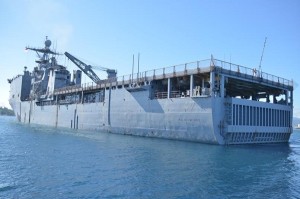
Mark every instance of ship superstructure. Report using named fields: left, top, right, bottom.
left=8, top=38, right=294, bottom=144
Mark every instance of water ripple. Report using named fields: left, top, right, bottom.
left=0, top=116, right=300, bottom=198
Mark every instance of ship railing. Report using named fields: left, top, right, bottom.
left=154, top=91, right=182, bottom=99
left=53, top=58, right=293, bottom=94
left=54, top=80, right=115, bottom=94
left=118, top=59, right=211, bottom=85
left=54, top=84, right=82, bottom=94
left=154, top=91, right=168, bottom=99
left=213, top=59, right=293, bottom=88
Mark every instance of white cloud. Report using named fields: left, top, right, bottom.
left=51, top=24, right=73, bottom=52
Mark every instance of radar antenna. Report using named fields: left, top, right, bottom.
left=25, top=36, right=60, bottom=64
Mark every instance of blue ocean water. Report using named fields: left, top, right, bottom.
left=0, top=116, right=299, bottom=199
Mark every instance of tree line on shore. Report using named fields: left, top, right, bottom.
left=0, top=107, right=14, bottom=116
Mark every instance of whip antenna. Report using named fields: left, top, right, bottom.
left=259, top=37, right=267, bottom=72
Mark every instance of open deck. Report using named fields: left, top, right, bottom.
left=53, top=58, right=293, bottom=100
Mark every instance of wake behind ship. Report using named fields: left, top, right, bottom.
left=8, top=38, right=294, bottom=144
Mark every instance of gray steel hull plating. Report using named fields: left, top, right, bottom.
left=11, top=88, right=224, bottom=144
left=10, top=81, right=292, bottom=145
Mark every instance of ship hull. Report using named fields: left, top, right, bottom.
left=9, top=86, right=292, bottom=145
left=11, top=89, right=220, bottom=144
left=8, top=53, right=293, bottom=145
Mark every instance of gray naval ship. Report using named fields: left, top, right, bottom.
left=8, top=38, right=294, bottom=144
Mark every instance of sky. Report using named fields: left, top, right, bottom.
left=0, top=0, right=299, bottom=117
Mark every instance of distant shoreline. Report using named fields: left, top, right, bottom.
left=0, top=107, right=14, bottom=116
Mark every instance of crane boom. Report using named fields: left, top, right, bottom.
left=65, top=52, right=101, bottom=84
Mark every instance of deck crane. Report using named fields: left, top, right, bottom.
left=64, top=52, right=117, bottom=84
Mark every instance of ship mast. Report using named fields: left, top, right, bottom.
left=25, top=36, right=59, bottom=65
